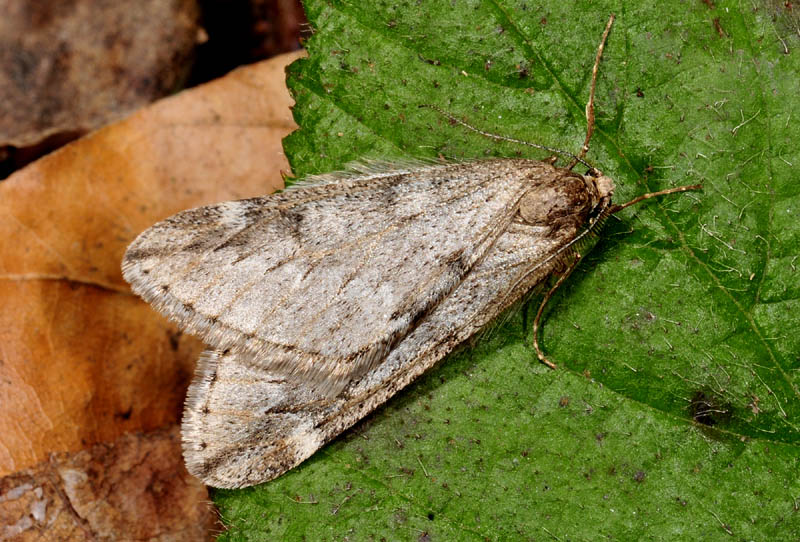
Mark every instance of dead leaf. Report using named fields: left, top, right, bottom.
left=0, top=426, right=217, bottom=541
left=0, top=49, right=303, bottom=477
left=0, top=0, right=202, bottom=169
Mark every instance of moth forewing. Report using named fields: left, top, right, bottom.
left=122, top=159, right=552, bottom=397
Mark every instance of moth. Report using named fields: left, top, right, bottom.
left=122, top=15, right=699, bottom=488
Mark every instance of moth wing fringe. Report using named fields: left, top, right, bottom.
left=287, top=157, right=446, bottom=189
left=181, top=350, right=224, bottom=483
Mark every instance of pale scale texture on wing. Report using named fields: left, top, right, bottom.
left=123, top=160, right=557, bottom=392
left=182, top=217, right=584, bottom=488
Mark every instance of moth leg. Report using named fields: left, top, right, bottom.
left=532, top=252, right=583, bottom=369
left=566, top=13, right=615, bottom=171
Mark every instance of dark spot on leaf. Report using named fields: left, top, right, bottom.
left=634, top=470, right=646, bottom=483
left=689, top=390, right=731, bottom=426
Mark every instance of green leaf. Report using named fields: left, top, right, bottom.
left=215, top=1, right=800, bottom=539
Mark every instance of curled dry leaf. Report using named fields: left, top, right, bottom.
left=0, top=50, right=302, bottom=481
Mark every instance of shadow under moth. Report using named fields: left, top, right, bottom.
left=122, top=15, right=700, bottom=488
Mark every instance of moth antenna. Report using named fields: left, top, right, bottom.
left=419, top=104, right=595, bottom=171
left=610, top=184, right=703, bottom=214
left=566, top=13, right=615, bottom=171
left=533, top=252, right=583, bottom=369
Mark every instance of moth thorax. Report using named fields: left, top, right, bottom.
left=518, top=172, right=605, bottom=227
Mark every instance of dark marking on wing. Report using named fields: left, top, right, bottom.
left=125, top=246, right=171, bottom=261
left=277, top=209, right=304, bottom=242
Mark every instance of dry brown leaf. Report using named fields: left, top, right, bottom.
left=0, top=0, right=202, bottom=150
left=0, top=50, right=303, bottom=479
left=0, top=426, right=217, bottom=541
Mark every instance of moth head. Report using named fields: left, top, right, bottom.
left=592, top=173, right=615, bottom=202
left=518, top=170, right=615, bottom=228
